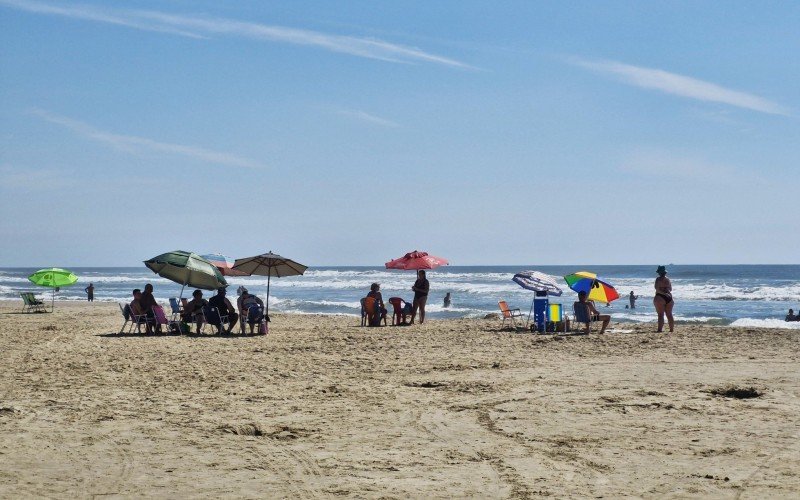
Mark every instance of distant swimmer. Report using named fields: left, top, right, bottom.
left=443, top=292, right=451, bottom=308
left=787, top=309, right=797, bottom=322
left=629, top=291, right=638, bottom=309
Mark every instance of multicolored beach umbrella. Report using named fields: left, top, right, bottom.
left=564, top=271, right=620, bottom=303
left=28, top=267, right=79, bottom=310
left=385, top=250, right=449, bottom=270
left=201, top=253, right=248, bottom=277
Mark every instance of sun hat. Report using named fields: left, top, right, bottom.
left=656, top=265, right=667, bottom=275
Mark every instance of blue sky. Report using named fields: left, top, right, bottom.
left=1, top=0, right=798, bottom=266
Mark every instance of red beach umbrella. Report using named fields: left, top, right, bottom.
left=385, top=250, right=449, bottom=270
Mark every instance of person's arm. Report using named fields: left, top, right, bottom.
left=237, top=296, right=244, bottom=313
left=588, top=302, right=598, bottom=315
left=225, top=298, right=236, bottom=315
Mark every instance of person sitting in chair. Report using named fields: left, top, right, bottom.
left=575, top=291, right=610, bottom=334
left=237, top=286, right=266, bottom=334
left=182, top=289, right=208, bottom=334
left=366, top=283, right=388, bottom=326
left=208, top=287, right=238, bottom=334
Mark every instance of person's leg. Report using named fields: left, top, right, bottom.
left=599, top=314, right=611, bottom=334
left=418, top=296, right=427, bottom=324
left=665, top=301, right=675, bottom=333
left=654, top=297, right=665, bottom=332
left=410, top=298, right=419, bottom=324
left=228, top=312, right=239, bottom=333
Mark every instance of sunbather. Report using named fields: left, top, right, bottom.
left=366, top=283, right=387, bottom=325
left=576, top=291, right=610, bottom=334
left=208, top=287, right=238, bottom=334
left=237, top=286, right=266, bottom=334
left=183, top=289, right=208, bottom=334
left=410, top=270, right=429, bottom=325
left=139, top=283, right=160, bottom=334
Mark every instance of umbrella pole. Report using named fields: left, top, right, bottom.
left=179, top=283, right=186, bottom=301
left=266, top=274, right=271, bottom=317
left=52, top=289, right=55, bottom=312
left=525, top=297, right=535, bottom=329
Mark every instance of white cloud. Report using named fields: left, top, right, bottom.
left=0, top=0, right=472, bottom=68
left=335, top=109, right=400, bottom=128
left=569, top=57, right=789, bottom=116
left=31, top=109, right=265, bottom=169
left=617, top=149, right=767, bottom=187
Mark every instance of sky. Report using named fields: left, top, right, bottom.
left=1, top=0, right=798, bottom=266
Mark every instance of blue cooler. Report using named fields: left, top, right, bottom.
left=533, top=290, right=549, bottom=332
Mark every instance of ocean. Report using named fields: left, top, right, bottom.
left=2, top=265, right=799, bottom=329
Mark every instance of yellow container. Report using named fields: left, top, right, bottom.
left=548, top=303, right=563, bottom=322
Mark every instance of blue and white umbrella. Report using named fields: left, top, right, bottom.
left=513, top=270, right=563, bottom=328
left=512, top=271, right=563, bottom=296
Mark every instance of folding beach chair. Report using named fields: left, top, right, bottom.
left=498, top=300, right=524, bottom=329
left=128, top=306, right=156, bottom=334
left=21, top=292, right=46, bottom=313
left=118, top=303, right=132, bottom=334
left=168, top=298, right=183, bottom=322
left=572, top=301, right=597, bottom=334
left=203, top=305, right=234, bottom=334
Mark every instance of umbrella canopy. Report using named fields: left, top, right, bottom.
left=385, top=250, right=449, bottom=270
left=28, top=267, right=78, bottom=311
left=28, top=268, right=78, bottom=288
left=232, top=252, right=308, bottom=314
left=564, top=271, right=620, bottom=303
left=512, top=270, right=563, bottom=296
left=201, top=253, right=248, bottom=277
left=144, top=250, right=227, bottom=292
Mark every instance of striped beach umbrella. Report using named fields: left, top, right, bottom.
left=564, top=271, right=620, bottom=303
left=512, top=270, right=563, bottom=296
left=201, top=253, right=248, bottom=276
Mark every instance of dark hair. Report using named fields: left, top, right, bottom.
left=418, top=270, right=426, bottom=278
left=192, top=289, right=202, bottom=297
left=132, top=288, right=141, bottom=296
left=578, top=291, right=587, bottom=298
left=370, top=283, right=380, bottom=292
left=144, top=283, right=153, bottom=292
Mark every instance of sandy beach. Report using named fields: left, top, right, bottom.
left=1, top=301, right=798, bottom=498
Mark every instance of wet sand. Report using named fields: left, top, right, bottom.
left=1, top=302, right=798, bottom=498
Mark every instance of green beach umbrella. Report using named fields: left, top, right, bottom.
left=28, top=267, right=79, bottom=310
left=144, top=250, right=228, bottom=297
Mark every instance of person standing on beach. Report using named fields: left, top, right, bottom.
left=629, top=291, right=638, bottom=309
left=654, top=266, right=674, bottom=333
left=410, top=270, right=430, bottom=325
left=85, top=283, right=94, bottom=302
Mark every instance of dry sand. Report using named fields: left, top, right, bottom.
left=1, top=301, right=798, bottom=498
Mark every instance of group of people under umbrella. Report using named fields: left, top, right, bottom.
left=138, top=250, right=307, bottom=334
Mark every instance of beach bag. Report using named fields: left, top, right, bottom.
left=153, top=305, right=169, bottom=325
left=258, top=321, right=268, bottom=335
left=178, top=321, right=191, bottom=334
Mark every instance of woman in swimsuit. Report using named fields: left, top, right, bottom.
left=410, top=270, right=430, bottom=325
left=653, top=265, right=674, bottom=333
